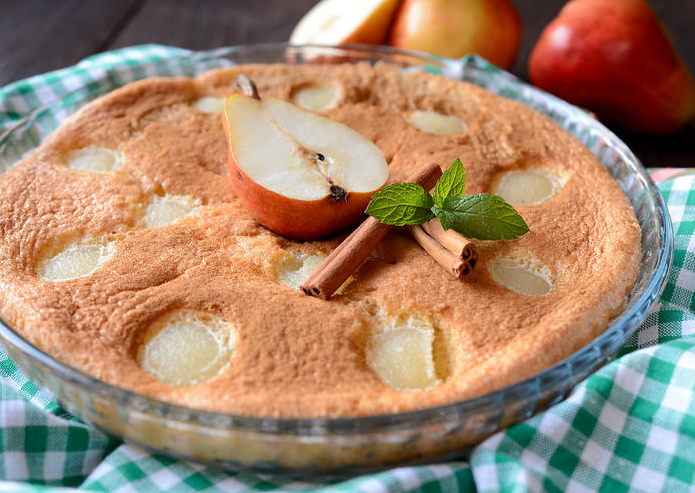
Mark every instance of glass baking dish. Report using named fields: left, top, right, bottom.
left=0, top=44, right=673, bottom=475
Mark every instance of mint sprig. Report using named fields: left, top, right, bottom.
left=366, top=159, right=529, bottom=240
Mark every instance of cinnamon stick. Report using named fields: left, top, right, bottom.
left=409, top=225, right=468, bottom=277
left=300, top=162, right=443, bottom=299
left=421, top=219, right=478, bottom=270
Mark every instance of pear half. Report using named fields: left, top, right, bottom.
left=223, top=95, right=388, bottom=239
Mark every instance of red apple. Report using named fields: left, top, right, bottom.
left=289, top=0, right=401, bottom=45
left=529, top=0, right=695, bottom=135
left=223, top=95, right=389, bottom=240
left=388, top=0, right=522, bottom=70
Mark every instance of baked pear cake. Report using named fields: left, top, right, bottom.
left=0, top=63, right=641, bottom=418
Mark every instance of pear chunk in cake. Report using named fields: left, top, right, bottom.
left=139, top=310, right=238, bottom=387
left=194, top=96, right=226, bottom=114
left=292, top=83, right=343, bottom=112
left=37, top=239, right=115, bottom=282
left=408, top=111, right=467, bottom=136
left=142, top=194, right=200, bottom=229
left=274, top=251, right=353, bottom=293
left=490, top=257, right=553, bottom=296
left=493, top=169, right=562, bottom=205
left=65, top=147, right=123, bottom=173
left=275, top=252, right=326, bottom=291
left=367, top=320, right=448, bottom=391
left=223, top=95, right=388, bottom=239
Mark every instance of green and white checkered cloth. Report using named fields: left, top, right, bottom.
left=0, top=45, right=692, bottom=492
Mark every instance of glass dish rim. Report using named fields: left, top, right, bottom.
left=0, top=42, right=674, bottom=435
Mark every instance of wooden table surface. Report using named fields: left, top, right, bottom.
left=1, top=0, right=693, bottom=169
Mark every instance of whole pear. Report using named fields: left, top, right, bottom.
left=388, top=0, right=522, bottom=70
left=529, top=0, right=695, bottom=135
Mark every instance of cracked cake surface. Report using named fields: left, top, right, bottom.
left=0, top=63, right=640, bottom=418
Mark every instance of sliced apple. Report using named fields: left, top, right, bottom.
left=289, top=0, right=400, bottom=45
left=223, top=95, right=389, bottom=239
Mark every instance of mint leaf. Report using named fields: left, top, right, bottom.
left=432, top=194, right=529, bottom=240
left=366, top=183, right=435, bottom=226
left=433, top=158, right=466, bottom=207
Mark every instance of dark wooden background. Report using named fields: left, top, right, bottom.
left=1, top=0, right=693, bottom=169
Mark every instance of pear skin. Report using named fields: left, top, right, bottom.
left=529, top=0, right=695, bottom=135
left=389, top=0, right=522, bottom=70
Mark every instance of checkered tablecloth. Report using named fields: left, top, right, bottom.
left=0, top=45, right=693, bottom=493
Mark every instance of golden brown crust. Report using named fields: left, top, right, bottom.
left=0, top=63, right=641, bottom=417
